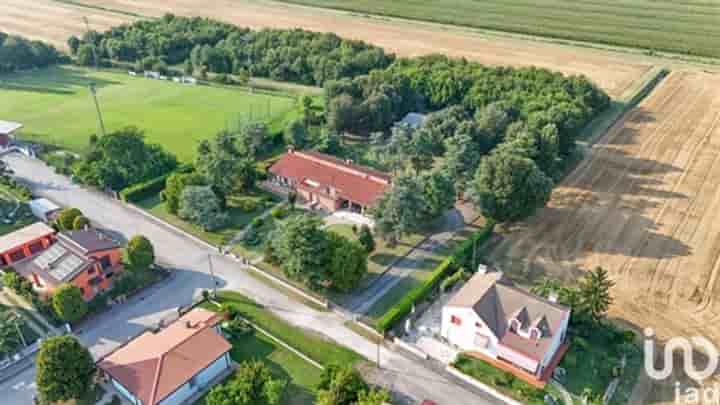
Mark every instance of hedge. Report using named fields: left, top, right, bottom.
left=375, top=220, right=495, bottom=333
left=118, top=164, right=193, bottom=203
left=119, top=174, right=171, bottom=203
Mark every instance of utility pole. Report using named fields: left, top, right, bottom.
left=83, top=16, right=106, bottom=137
left=207, top=253, right=218, bottom=297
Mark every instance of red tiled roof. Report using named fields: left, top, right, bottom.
left=269, top=150, right=391, bottom=206
left=98, top=309, right=231, bottom=405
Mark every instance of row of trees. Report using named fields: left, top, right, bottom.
left=0, top=32, right=63, bottom=73
left=69, top=14, right=394, bottom=86
left=73, top=127, right=178, bottom=191
left=266, top=214, right=368, bottom=293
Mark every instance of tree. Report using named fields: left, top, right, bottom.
left=161, top=171, right=206, bottom=215
left=52, top=284, right=87, bottom=323
left=36, top=335, right=95, bottom=404
left=406, top=128, right=436, bottom=174
left=326, top=233, right=368, bottom=292
left=0, top=310, right=23, bottom=358
left=287, top=191, right=298, bottom=211
left=178, top=186, right=229, bottom=231
left=300, top=95, right=315, bottom=129
left=441, top=133, right=482, bottom=192
left=284, top=119, right=308, bottom=149
left=125, top=235, right=155, bottom=272
left=56, top=208, right=83, bottom=231
left=357, top=225, right=375, bottom=253
left=72, top=215, right=90, bottom=230
left=371, top=174, right=427, bottom=243
left=357, top=389, right=392, bottom=405
left=317, top=365, right=368, bottom=405
left=67, top=36, right=81, bottom=55
left=467, top=148, right=553, bottom=223
left=196, top=131, right=256, bottom=205
left=421, top=171, right=456, bottom=220
left=269, top=214, right=327, bottom=286
left=531, top=277, right=562, bottom=298
left=75, top=43, right=96, bottom=66
left=579, top=267, right=615, bottom=323
left=205, top=361, right=283, bottom=405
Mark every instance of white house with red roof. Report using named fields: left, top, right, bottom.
left=441, top=266, right=570, bottom=387
left=98, top=308, right=232, bottom=405
left=268, top=149, right=391, bottom=214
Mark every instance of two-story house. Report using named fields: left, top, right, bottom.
left=441, top=266, right=570, bottom=387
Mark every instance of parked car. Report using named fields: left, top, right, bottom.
left=420, top=401, right=438, bottom=405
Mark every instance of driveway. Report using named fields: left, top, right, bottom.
left=0, top=154, right=500, bottom=405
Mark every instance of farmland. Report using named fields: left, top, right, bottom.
left=278, top=0, right=720, bottom=59
left=489, top=71, right=720, bottom=348
left=1, top=0, right=655, bottom=98
left=0, top=66, right=296, bottom=161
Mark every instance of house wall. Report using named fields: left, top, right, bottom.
left=72, top=248, right=124, bottom=301
left=540, top=311, right=570, bottom=368
left=158, top=352, right=231, bottom=405
left=496, top=345, right=539, bottom=374
left=0, top=234, right=54, bottom=266
left=111, top=378, right=141, bottom=405
left=441, top=307, right=498, bottom=358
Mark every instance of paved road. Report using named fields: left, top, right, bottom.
left=0, top=154, right=500, bottom=405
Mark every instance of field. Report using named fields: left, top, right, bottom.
left=278, top=0, right=720, bottom=59
left=488, top=71, right=720, bottom=401
left=0, top=65, right=296, bottom=161
left=1, top=0, right=659, bottom=99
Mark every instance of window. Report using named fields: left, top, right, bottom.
left=105, top=272, right=114, bottom=279
left=29, top=242, right=44, bottom=254
left=87, top=267, right=96, bottom=275
left=475, top=322, right=483, bottom=328
left=451, top=315, right=462, bottom=326
left=100, top=255, right=112, bottom=269
left=9, top=249, right=25, bottom=262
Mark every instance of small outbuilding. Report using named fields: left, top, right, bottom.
left=28, top=198, right=61, bottom=223
left=397, top=112, right=427, bottom=130
left=0, top=120, right=23, bottom=148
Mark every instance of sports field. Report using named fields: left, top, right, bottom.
left=0, top=66, right=296, bottom=161
left=279, top=0, right=720, bottom=59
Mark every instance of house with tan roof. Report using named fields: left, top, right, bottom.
left=98, top=308, right=233, bottom=405
left=268, top=149, right=391, bottom=214
left=441, top=266, right=570, bottom=387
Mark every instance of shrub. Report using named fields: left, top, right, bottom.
left=119, top=173, right=171, bottom=203
left=224, top=318, right=253, bottom=337
left=270, top=206, right=288, bottom=219
left=36, top=336, right=96, bottom=404
left=72, top=215, right=90, bottom=230
left=236, top=197, right=259, bottom=213
left=124, top=235, right=155, bottom=272
left=56, top=208, right=83, bottom=231
left=357, top=225, right=375, bottom=253
left=52, top=284, right=87, bottom=323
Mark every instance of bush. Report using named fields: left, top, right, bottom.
left=375, top=221, right=494, bottom=333
left=236, top=197, right=259, bottom=212
left=270, top=206, right=288, bottom=219
left=52, top=284, right=88, bottom=323
left=119, top=173, right=171, bottom=203
left=56, top=208, right=83, bottom=231
left=72, top=215, right=90, bottom=230
left=223, top=318, right=253, bottom=337
left=124, top=235, right=155, bottom=272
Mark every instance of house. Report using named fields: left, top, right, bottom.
left=28, top=198, right=62, bottom=223
left=397, top=112, right=426, bottom=130
left=98, top=308, right=233, bottom=405
left=0, top=120, right=23, bottom=148
left=12, top=228, right=123, bottom=300
left=0, top=222, right=55, bottom=267
left=441, top=266, right=570, bottom=387
left=268, top=149, right=391, bottom=214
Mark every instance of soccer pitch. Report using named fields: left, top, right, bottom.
left=0, top=66, right=297, bottom=161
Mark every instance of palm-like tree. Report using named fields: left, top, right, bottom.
left=579, top=267, right=615, bottom=323
left=531, top=277, right=562, bottom=298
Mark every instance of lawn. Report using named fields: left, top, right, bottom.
left=0, top=197, right=35, bottom=236
left=136, top=190, right=277, bottom=247
left=0, top=303, right=42, bottom=358
left=0, top=66, right=297, bottom=161
left=278, top=0, right=720, bottom=58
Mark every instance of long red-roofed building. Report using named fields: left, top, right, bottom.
left=268, top=149, right=391, bottom=214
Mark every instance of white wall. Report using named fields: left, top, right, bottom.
left=496, top=345, right=538, bottom=374
left=158, top=353, right=231, bottom=405
left=441, top=307, right=498, bottom=358
left=540, top=311, right=570, bottom=368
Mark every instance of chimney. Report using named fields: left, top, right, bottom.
left=548, top=292, right=559, bottom=303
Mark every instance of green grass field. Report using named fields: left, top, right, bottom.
left=279, top=0, right=720, bottom=58
left=0, top=66, right=297, bottom=161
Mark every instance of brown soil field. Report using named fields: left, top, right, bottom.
left=1, top=0, right=654, bottom=98
left=0, top=0, right=136, bottom=48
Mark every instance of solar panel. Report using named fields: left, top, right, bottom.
left=33, top=244, right=67, bottom=269
left=49, top=254, right=86, bottom=281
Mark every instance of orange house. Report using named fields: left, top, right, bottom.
left=0, top=223, right=55, bottom=267
left=13, top=229, right=124, bottom=301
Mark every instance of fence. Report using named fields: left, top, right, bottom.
left=0, top=338, right=43, bottom=372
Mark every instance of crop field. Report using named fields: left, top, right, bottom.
left=2, top=0, right=656, bottom=99
left=278, top=0, right=720, bottom=59
left=0, top=66, right=295, bottom=161
left=489, top=71, right=720, bottom=342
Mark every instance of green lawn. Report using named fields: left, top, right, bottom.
left=136, top=190, right=277, bottom=247
left=204, top=292, right=361, bottom=367
left=0, top=66, right=297, bottom=161
left=0, top=197, right=34, bottom=236
left=279, top=0, right=720, bottom=58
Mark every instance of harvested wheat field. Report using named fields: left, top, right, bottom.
left=0, top=0, right=136, bottom=48
left=4, top=0, right=651, bottom=98
left=490, top=71, right=720, bottom=344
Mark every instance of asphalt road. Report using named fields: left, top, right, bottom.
left=0, top=154, right=501, bottom=405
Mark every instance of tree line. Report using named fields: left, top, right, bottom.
left=69, top=13, right=394, bottom=86
left=0, top=32, right=64, bottom=73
